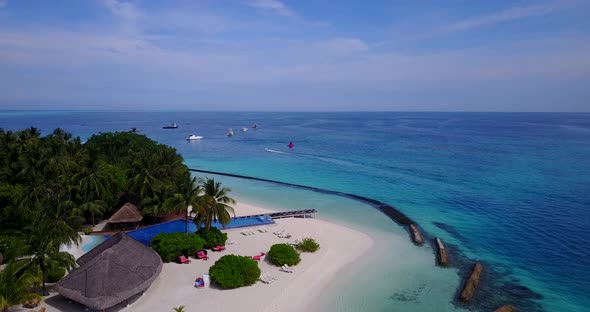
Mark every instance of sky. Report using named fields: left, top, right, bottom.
left=0, top=0, right=589, bottom=111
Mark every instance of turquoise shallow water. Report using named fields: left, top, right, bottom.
left=2, top=111, right=589, bottom=311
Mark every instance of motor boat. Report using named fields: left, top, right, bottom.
left=227, top=128, right=234, bottom=137
left=186, top=134, right=203, bottom=140
left=162, top=122, right=178, bottom=129
left=252, top=123, right=258, bottom=129
left=241, top=127, right=248, bottom=132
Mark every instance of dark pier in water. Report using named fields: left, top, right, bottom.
left=189, top=168, right=419, bottom=235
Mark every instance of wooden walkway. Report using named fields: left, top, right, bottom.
left=268, top=209, right=317, bottom=219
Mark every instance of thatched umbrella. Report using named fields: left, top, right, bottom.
left=54, top=233, right=162, bottom=310
left=107, top=202, right=143, bottom=230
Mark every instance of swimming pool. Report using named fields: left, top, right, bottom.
left=127, top=215, right=275, bottom=245
left=81, top=235, right=109, bottom=252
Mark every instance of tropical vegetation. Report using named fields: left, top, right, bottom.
left=0, top=128, right=236, bottom=309
left=295, top=237, right=320, bottom=253
left=195, top=227, right=228, bottom=249
left=0, top=262, right=41, bottom=312
left=209, top=255, right=261, bottom=289
left=194, top=178, right=236, bottom=231
left=150, top=233, right=206, bottom=262
left=267, top=244, right=301, bottom=266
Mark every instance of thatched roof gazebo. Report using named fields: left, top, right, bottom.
left=107, top=202, right=143, bottom=230
left=54, top=233, right=162, bottom=311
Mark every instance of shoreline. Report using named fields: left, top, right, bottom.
left=45, top=199, right=376, bottom=312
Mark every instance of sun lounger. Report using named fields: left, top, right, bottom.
left=212, top=245, right=225, bottom=251
left=278, top=233, right=292, bottom=239
left=258, top=228, right=268, bottom=233
left=196, top=250, right=208, bottom=260
left=273, top=230, right=284, bottom=235
left=260, top=272, right=277, bottom=284
left=179, top=255, right=191, bottom=264
left=252, top=252, right=266, bottom=261
left=280, top=264, right=294, bottom=273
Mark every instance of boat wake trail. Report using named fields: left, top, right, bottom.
left=265, top=148, right=287, bottom=154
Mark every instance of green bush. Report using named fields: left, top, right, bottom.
left=268, top=244, right=301, bottom=266
left=46, top=267, right=66, bottom=283
left=295, top=237, right=320, bottom=253
left=196, top=227, right=228, bottom=249
left=82, top=228, right=93, bottom=235
left=209, top=255, right=261, bottom=289
left=151, top=233, right=206, bottom=262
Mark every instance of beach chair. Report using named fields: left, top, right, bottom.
left=280, top=264, right=294, bottom=273
left=179, top=255, right=191, bottom=264
left=258, top=228, right=267, bottom=233
left=196, top=250, right=209, bottom=260
left=252, top=252, right=266, bottom=261
left=278, top=233, right=292, bottom=239
left=273, top=229, right=284, bottom=236
left=213, top=245, right=225, bottom=252
left=260, top=272, right=277, bottom=284
left=241, top=231, right=249, bottom=236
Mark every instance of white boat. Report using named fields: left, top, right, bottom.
left=186, top=134, right=203, bottom=140
left=227, top=128, right=234, bottom=137
left=241, top=127, right=248, bottom=132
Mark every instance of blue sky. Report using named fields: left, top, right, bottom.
left=0, top=0, right=589, bottom=111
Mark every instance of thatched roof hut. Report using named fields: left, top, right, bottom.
left=107, top=202, right=143, bottom=230
left=54, top=233, right=162, bottom=311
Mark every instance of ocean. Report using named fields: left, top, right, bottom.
left=1, top=111, right=589, bottom=311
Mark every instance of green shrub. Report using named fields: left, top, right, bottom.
left=209, top=255, right=261, bottom=289
left=295, top=237, right=320, bottom=253
left=151, top=233, right=206, bottom=262
left=46, top=267, right=66, bottom=283
left=268, top=244, right=301, bottom=266
left=196, top=227, right=228, bottom=249
left=82, top=228, right=93, bottom=235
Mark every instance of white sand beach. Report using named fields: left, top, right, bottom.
left=39, top=201, right=375, bottom=312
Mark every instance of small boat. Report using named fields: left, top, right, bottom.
left=162, top=122, right=178, bottom=129
left=252, top=123, right=258, bottom=129
left=241, top=127, right=248, bottom=132
left=288, top=141, right=294, bottom=149
left=130, top=127, right=139, bottom=133
left=186, top=134, right=203, bottom=140
left=227, top=128, right=234, bottom=137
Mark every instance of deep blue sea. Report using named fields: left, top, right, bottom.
left=1, top=111, right=589, bottom=311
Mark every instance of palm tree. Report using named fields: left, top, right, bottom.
left=73, top=200, right=107, bottom=226
left=164, top=174, right=203, bottom=234
left=194, top=178, right=236, bottom=231
left=18, top=219, right=77, bottom=295
left=0, top=262, right=41, bottom=312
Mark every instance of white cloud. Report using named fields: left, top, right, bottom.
left=245, top=0, right=294, bottom=17
left=101, top=0, right=142, bottom=20
left=443, top=2, right=571, bottom=33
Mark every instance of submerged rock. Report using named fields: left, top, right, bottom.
left=460, top=262, right=483, bottom=302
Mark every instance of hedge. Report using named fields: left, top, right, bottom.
left=267, top=244, right=301, bottom=266
left=209, top=255, right=261, bottom=289
left=150, top=233, right=206, bottom=262
left=196, top=227, right=228, bottom=249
